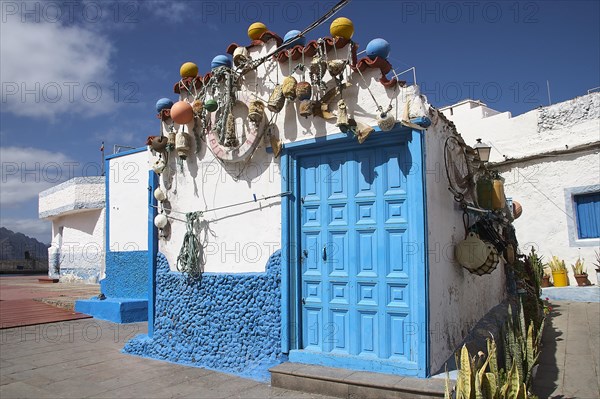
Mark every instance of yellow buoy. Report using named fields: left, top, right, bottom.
left=180, top=62, right=198, bottom=78
left=330, top=17, right=354, bottom=40
left=248, top=22, right=267, bottom=40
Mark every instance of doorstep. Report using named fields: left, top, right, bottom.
left=270, top=362, right=445, bottom=399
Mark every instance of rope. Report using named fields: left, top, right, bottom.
left=176, top=211, right=204, bottom=279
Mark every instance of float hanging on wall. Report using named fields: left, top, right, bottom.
left=247, top=22, right=267, bottom=40
left=180, top=62, right=198, bottom=78
left=330, top=17, right=354, bottom=40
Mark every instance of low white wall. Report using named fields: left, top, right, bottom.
left=108, top=150, right=149, bottom=252
left=425, top=111, right=507, bottom=374
left=50, top=208, right=105, bottom=283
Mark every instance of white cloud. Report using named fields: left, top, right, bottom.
left=144, top=1, right=190, bottom=23
left=1, top=218, right=51, bottom=243
left=0, top=13, right=115, bottom=119
left=0, top=146, right=74, bottom=207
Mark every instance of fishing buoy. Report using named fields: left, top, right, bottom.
left=211, top=55, right=232, bottom=69
left=204, top=99, right=218, bottom=113
left=175, top=131, right=190, bottom=160
left=170, top=101, right=194, bottom=124
left=248, top=22, right=267, bottom=40
left=154, top=188, right=166, bottom=202
left=284, top=30, right=305, bottom=48
left=152, top=158, right=166, bottom=174
left=330, top=17, right=354, bottom=40
left=154, top=214, right=168, bottom=229
left=512, top=201, right=523, bottom=219
left=155, top=98, right=174, bottom=113
left=150, top=136, right=168, bottom=153
left=366, top=38, right=391, bottom=60
left=180, top=62, right=198, bottom=78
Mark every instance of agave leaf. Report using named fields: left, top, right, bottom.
left=459, top=345, right=472, bottom=399
left=487, top=338, right=498, bottom=376
left=484, top=372, right=498, bottom=399
left=444, top=365, right=452, bottom=399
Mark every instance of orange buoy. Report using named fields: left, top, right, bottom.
left=170, top=101, right=194, bottom=124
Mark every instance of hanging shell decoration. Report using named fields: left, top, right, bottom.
left=150, top=136, right=168, bottom=153
left=268, top=84, right=285, bottom=113
left=248, top=100, right=265, bottom=124
left=296, top=81, right=312, bottom=101
left=336, top=99, right=349, bottom=132
left=327, top=60, right=346, bottom=77
left=175, top=131, right=190, bottom=160
left=282, top=76, right=298, bottom=100
left=192, top=99, right=203, bottom=115
left=233, top=46, right=250, bottom=67
left=377, top=111, right=396, bottom=132
left=299, top=100, right=313, bottom=118
left=167, top=131, right=176, bottom=152
left=224, top=113, right=239, bottom=147
left=152, top=157, right=166, bottom=174
left=309, top=56, right=327, bottom=82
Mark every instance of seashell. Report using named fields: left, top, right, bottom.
left=296, top=81, right=312, bottom=101
left=192, top=99, right=203, bottom=115
left=224, top=113, right=239, bottom=147
left=299, top=100, right=313, bottom=118
left=336, top=99, right=349, bottom=132
left=233, top=47, right=250, bottom=67
left=248, top=100, right=265, bottom=124
left=152, top=158, right=166, bottom=174
left=310, top=57, right=327, bottom=76
left=327, top=60, right=346, bottom=77
left=282, top=76, right=297, bottom=100
left=175, top=132, right=190, bottom=159
left=267, top=84, right=285, bottom=113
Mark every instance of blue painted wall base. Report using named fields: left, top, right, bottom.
left=123, top=250, right=283, bottom=382
left=75, top=297, right=148, bottom=323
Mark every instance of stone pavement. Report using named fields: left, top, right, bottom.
left=532, top=301, right=600, bottom=399
left=0, top=319, right=336, bottom=399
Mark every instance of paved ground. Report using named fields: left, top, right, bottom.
left=542, top=286, right=600, bottom=302
left=533, top=301, right=600, bottom=399
left=0, top=319, right=336, bottom=398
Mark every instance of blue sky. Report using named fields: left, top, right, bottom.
left=1, top=0, right=599, bottom=242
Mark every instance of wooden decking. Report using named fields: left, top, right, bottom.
left=0, top=299, right=91, bottom=329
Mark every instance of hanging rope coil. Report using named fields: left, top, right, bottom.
left=176, top=211, right=204, bottom=279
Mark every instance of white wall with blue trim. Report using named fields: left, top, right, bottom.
left=123, top=36, right=508, bottom=380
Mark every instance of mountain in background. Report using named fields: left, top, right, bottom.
left=0, top=227, right=49, bottom=260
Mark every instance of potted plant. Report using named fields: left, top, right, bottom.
left=548, top=256, right=568, bottom=287
left=529, top=247, right=550, bottom=288
left=541, top=267, right=553, bottom=288
left=572, top=257, right=591, bottom=286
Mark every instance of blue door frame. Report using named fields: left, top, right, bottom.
left=280, top=127, right=429, bottom=377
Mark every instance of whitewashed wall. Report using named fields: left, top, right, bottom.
left=442, top=94, right=600, bottom=285
left=425, top=110, right=507, bottom=374
left=156, top=39, right=427, bottom=273
left=108, top=151, right=149, bottom=252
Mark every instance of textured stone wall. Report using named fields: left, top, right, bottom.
left=123, top=250, right=283, bottom=381
left=538, top=93, right=600, bottom=131
left=101, top=251, right=148, bottom=299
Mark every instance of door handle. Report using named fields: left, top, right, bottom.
left=322, top=245, right=327, bottom=261
left=301, top=297, right=306, bottom=305
left=303, top=249, right=308, bottom=258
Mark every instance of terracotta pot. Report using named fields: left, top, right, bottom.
left=574, top=274, right=591, bottom=286
left=541, top=275, right=552, bottom=288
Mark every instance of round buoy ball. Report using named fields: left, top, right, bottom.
left=284, top=30, right=305, bottom=48
left=180, top=62, right=198, bottom=78
left=155, top=98, right=174, bottom=114
left=330, top=17, right=354, bottom=40
left=170, top=101, right=194, bottom=124
left=211, top=54, right=232, bottom=69
left=154, top=214, right=168, bottom=229
left=204, top=99, right=218, bottom=113
left=366, top=38, right=390, bottom=60
left=248, top=22, right=267, bottom=40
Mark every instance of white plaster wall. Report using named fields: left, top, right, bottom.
left=501, top=153, right=600, bottom=285
left=156, top=39, right=427, bottom=273
left=108, top=151, right=149, bottom=252
left=425, top=110, right=507, bottom=374
left=442, top=93, right=600, bottom=286
left=50, top=208, right=105, bottom=283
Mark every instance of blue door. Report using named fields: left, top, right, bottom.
left=292, top=133, right=426, bottom=376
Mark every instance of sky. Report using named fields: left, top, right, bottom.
left=1, top=0, right=599, bottom=242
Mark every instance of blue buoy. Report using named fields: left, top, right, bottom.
left=155, top=98, right=174, bottom=113
left=284, top=30, right=306, bottom=48
left=211, top=55, right=232, bottom=69
left=366, top=38, right=391, bottom=60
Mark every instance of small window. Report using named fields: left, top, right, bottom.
left=574, top=192, right=600, bottom=239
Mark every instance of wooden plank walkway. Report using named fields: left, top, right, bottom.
left=0, top=299, right=91, bottom=329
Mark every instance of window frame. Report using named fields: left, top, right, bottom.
left=565, top=184, right=600, bottom=247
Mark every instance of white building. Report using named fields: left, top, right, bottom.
left=39, top=176, right=105, bottom=283
left=441, top=93, right=600, bottom=285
